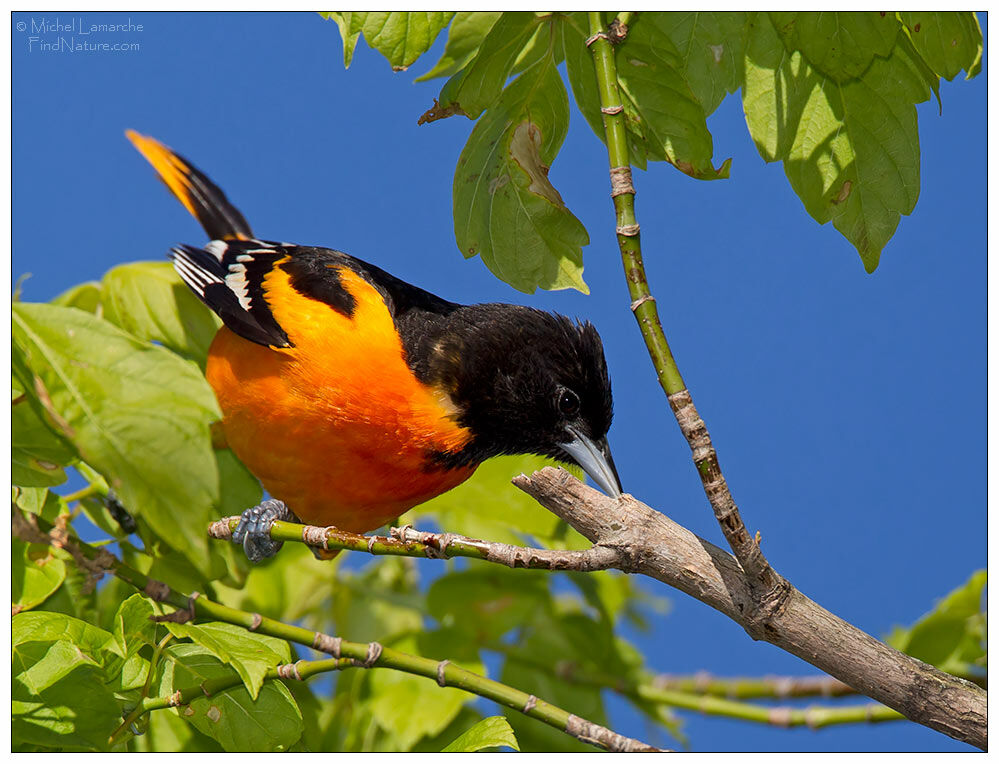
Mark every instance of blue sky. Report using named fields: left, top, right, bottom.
left=13, top=12, right=985, bottom=752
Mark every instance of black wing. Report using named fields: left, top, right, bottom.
left=171, top=239, right=462, bottom=354
left=170, top=239, right=291, bottom=348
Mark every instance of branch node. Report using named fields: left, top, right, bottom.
left=608, top=18, right=629, bottom=43
left=314, top=633, right=342, bottom=658
left=436, top=659, right=450, bottom=687
left=168, top=690, right=183, bottom=707
left=207, top=518, right=234, bottom=540
left=277, top=661, right=304, bottom=681
left=769, top=707, right=793, bottom=727
left=363, top=641, right=383, bottom=667
left=390, top=524, right=413, bottom=541
left=566, top=713, right=661, bottom=752
left=585, top=31, right=610, bottom=47
left=300, top=523, right=330, bottom=549
left=601, top=104, right=624, bottom=115
left=144, top=578, right=170, bottom=602
left=609, top=166, right=635, bottom=197
left=523, top=694, right=538, bottom=713
left=152, top=592, right=199, bottom=624
left=367, top=535, right=377, bottom=554
left=249, top=613, right=263, bottom=631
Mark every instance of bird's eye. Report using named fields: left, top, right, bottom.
left=557, top=388, right=580, bottom=418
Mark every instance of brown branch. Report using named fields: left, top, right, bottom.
left=511, top=468, right=987, bottom=750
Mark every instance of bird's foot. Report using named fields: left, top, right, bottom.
left=231, top=499, right=296, bottom=562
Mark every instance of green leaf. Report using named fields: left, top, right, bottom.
left=12, top=539, right=67, bottom=613
left=215, top=542, right=338, bottom=625
left=565, top=13, right=732, bottom=177
left=502, top=654, right=603, bottom=752
left=769, top=11, right=900, bottom=82
left=416, top=11, right=501, bottom=82
left=564, top=13, right=657, bottom=170
left=12, top=302, right=222, bottom=578
left=112, top=593, right=158, bottom=657
left=331, top=557, right=425, bottom=643
left=13, top=390, right=76, bottom=487
left=368, top=633, right=475, bottom=750
left=12, top=639, right=120, bottom=750
left=410, top=454, right=585, bottom=548
left=163, top=621, right=291, bottom=700
left=342, top=12, right=454, bottom=71
left=897, top=12, right=983, bottom=81
left=743, top=13, right=928, bottom=271
left=427, top=568, right=551, bottom=638
left=209, top=449, right=260, bottom=586
left=51, top=280, right=102, bottom=313
left=13, top=485, right=51, bottom=516
left=888, top=570, right=986, bottom=677
left=132, top=704, right=224, bottom=752
left=436, top=12, right=542, bottom=121
left=615, top=15, right=730, bottom=179
left=215, top=448, right=262, bottom=519
left=566, top=568, right=668, bottom=629
left=453, top=54, right=588, bottom=294
left=656, top=12, right=750, bottom=116
left=160, top=643, right=304, bottom=752
left=101, top=261, right=222, bottom=367
left=321, top=12, right=360, bottom=68
left=14, top=610, right=121, bottom=659
left=442, top=716, right=519, bottom=752
left=500, top=607, right=618, bottom=751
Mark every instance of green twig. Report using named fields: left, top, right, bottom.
left=109, top=632, right=175, bottom=745
left=648, top=673, right=856, bottom=700
left=586, top=11, right=684, bottom=396
left=585, top=11, right=782, bottom=602
left=61, top=484, right=100, bottom=505
left=614, top=11, right=635, bottom=31
left=208, top=516, right=619, bottom=572
left=14, top=507, right=660, bottom=753
left=630, top=685, right=905, bottom=729
left=73, top=462, right=110, bottom=499
left=126, top=656, right=356, bottom=725
left=494, top=647, right=903, bottom=730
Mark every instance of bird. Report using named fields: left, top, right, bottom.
left=126, top=130, right=621, bottom=562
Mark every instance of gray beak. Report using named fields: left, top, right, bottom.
left=560, top=428, right=623, bottom=498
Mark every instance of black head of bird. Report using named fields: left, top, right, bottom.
left=421, top=303, right=622, bottom=497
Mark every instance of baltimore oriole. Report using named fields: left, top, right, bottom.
left=126, top=131, right=621, bottom=561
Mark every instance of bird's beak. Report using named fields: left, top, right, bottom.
left=560, top=429, right=623, bottom=498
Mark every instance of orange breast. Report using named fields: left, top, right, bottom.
left=205, top=264, right=475, bottom=532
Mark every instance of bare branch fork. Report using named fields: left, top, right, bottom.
left=517, top=469, right=987, bottom=750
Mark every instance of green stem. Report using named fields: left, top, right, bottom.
left=62, top=484, right=100, bottom=505
left=586, top=11, right=780, bottom=594
left=15, top=508, right=658, bottom=753
left=209, top=517, right=617, bottom=572
left=73, top=462, right=110, bottom=498
left=109, top=632, right=175, bottom=745
left=492, top=646, right=903, bottom=730
left=647, top=673, right=856, bottom=700
left=586, top=11, right=684, bottom=396
left=134, top=656, right=355, bottom=716
left=631, top=685, right=905, bottom=729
